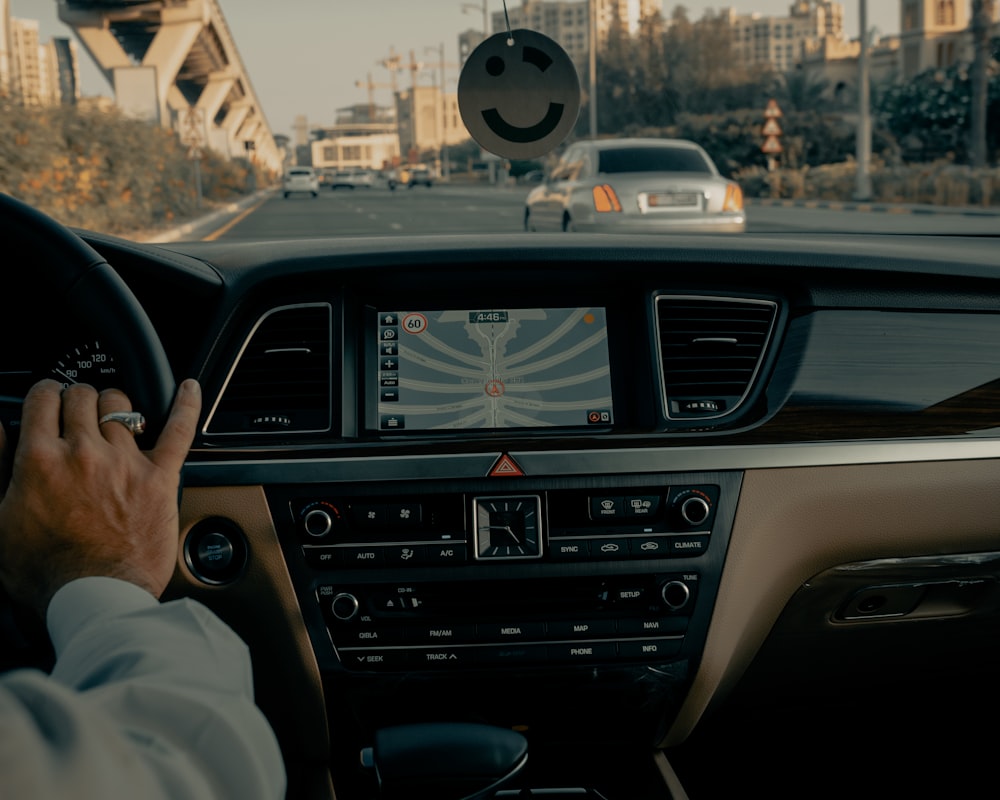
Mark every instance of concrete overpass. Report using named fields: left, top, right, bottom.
left=57, top=0, right=282, bottom=173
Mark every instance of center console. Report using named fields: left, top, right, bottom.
left=267, top=468, right=737, bottom=795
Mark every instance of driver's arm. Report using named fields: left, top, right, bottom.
left=2, top=577, right=285, bottom=799
left=0, top=380, right=285, bottom=799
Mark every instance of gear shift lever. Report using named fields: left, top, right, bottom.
left=361, top=722, right=528, bottom=800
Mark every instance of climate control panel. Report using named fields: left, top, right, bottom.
left=291, top=485, right=719, bottom=570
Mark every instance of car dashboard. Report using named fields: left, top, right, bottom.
left=5, top=231, right=1000, bottom=798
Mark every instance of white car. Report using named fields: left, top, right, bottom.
left=282, top=167, right=319, bottom=198
left=327, top=168, right=375, bottom=190
left=525, top=138, right=745, bottom=234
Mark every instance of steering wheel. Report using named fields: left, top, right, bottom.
left=0, top=193, right=176, bottom=669
left=0, top=193, right=176, bottom=435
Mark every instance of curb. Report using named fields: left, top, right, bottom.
left=748, top=197, right=1000, bottom=218
left=134, top=189, right=275, bottom=243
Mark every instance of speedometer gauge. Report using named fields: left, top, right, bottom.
left=51, top=341, right=118, bottom=389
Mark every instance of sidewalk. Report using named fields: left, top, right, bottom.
left=133, top=189, right=274, bottom=243
left=748, top=197, right=1000, bottom=218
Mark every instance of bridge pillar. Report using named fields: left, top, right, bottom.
left=143, top=5, right=206, bottom=123
left=198, top=69, right=237, bottom=156
left=58, top=0, right=282, bottom=173
left=222, top=101, right=252, bottom=157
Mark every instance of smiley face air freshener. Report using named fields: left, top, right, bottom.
left=458, top=29, right=581, bottom=160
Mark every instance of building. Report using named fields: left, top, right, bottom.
left=899, top=0, right=974, bottom=78
left=458, top=29, right=486, bottom=65
left=41, top=37, right=80, bottom=105
left=0, top=0, right=10, bottom=96
left=9, top=17, right=44, bottom=105
left=4, top=13, right=80, bottom=106
left=491, top=1, right=663, bottom=73
left=799, top=33, right=902, bottom=106
left=395, top=84, right=469, bottom=160
left=310, top=103, right=400, bottom=171
left=722, top=2, right=846, bottom=74
left=311, top=125, right=400, bottom=172
left=797, top=0, right=998, bottom=107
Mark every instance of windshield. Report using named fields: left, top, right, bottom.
left=4, top=0, right=998, bottom=240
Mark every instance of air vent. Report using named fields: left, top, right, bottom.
left=205, top=303, right=332, bottom=435
left=656, top=295, right=777, bottom=421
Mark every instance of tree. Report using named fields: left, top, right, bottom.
left=780, top=68, right=832, bottom=113
left=969, top=0, right=998, bottom=166
left=879, top=64, right=1000, bottom=163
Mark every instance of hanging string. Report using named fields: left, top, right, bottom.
left=501, top=0, right=514, bottom=45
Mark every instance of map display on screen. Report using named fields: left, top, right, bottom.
left=375, top=307, right=614, bottom=431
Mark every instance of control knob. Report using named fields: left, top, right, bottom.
left=679, top=496, right=711, bottom=527
left=302, top=501, right=341, bottom=538
left=331, top=593, right=360, bottom=622
left=660, top=580, right=691, bottom=611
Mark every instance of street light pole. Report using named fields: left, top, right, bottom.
left=589, top=0, right=597, bottom=138
left=426, top=43, right=451, bottom=181
left=462, top=1, right=489, bottom=39
left=854, top=0, right=872, bottom=201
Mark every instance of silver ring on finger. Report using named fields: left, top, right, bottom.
left=98, top=411, right=146, bottom=435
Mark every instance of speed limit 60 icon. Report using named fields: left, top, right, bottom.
left=402, top=313, right=428, bottom=334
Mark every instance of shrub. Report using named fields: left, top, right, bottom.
left=0, top=103, right=262, bottom=236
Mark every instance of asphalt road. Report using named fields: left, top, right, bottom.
left=202, top=183, right=1000, bottom=241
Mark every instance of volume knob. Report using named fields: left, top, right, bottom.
left=331, top=593, right=360, bottom=621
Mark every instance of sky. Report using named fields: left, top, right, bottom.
left=17, top=1, right=899, bottom=139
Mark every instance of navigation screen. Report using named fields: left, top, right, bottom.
left=374, top=307, right=614, bottom=431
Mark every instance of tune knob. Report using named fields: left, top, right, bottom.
left=660, top=580, right=691, bottom=611
left=331, top=593, right=360, bottom=621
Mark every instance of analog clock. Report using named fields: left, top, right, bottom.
left=473, top=495, right=543, bottom=560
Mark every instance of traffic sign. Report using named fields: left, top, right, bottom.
left=764, top=98, right=783, bottom=119
left=762, top=118, right=783, bottom=137
left=761, top=136, right=784, bottom=155
left=180, top=107, right=205, bottom=148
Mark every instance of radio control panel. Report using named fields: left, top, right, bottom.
left=319, top=573, right=700, bottom=671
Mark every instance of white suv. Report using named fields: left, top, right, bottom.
left=283, top=167, right=319, bottom=198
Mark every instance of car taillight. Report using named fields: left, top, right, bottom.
left=723, top=182, right=744, bottom=212
left=592, top=184, right=622, bottom=213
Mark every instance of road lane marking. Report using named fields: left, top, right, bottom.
left=202, top=195, right=270, bottom=241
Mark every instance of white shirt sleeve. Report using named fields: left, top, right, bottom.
left=0, top=576, right=286, bottom=800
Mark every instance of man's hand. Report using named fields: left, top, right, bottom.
left=0, top=379, right=201, bottom=617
